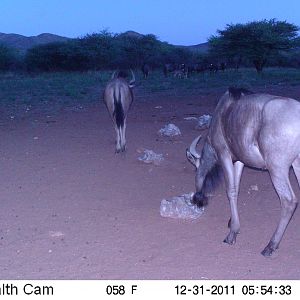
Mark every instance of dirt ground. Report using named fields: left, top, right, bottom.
left=1, top=86, right=300, bottom=280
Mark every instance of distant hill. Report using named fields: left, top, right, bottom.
left=118, top=30, right=145, bottom=39
left=0, top=33, right=70, bottom=52
left=118, top=31, right=210, bottom=53
left=0, top=31, right=210, bottom=54
left=178, top=42, right=210, bottom=53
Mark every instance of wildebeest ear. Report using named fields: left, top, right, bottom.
left=186, top=148, right=200, bottom=169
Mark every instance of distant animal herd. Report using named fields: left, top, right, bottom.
left=140, top=62, right=228, bottom=80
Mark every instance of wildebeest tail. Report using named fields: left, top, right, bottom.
left=113, top=90, right=124, bottom=128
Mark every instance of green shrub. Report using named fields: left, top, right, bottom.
left=24, top=31, right=195, bottom=72
left=0, top=44, right=18, bottom=71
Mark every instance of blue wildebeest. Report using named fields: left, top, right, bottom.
left=141, top=63, right=150, bottom=79
left=163, top=63, right=188, bottom=77
left=187, top=63, right=209, bottom=75
left=179, top=63, right=188, bottom=78
left=209, top=63, right=219, bottom=73
left=103, top=70, right=135, bottom=152
left=208, top=62, right=226, bottom=73
left=186, top=87, right=300, bottom=256
left=195, top=63, right=207, bottom=73
left=186, top=63, right=196, bottom=75
left=163, top=63, right=176, bottom=77
left=173, top=69, right=188, bottom=79
left=219, top=62, right=226, bottom=71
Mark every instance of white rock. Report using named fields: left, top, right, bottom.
left=158, top=124, right=181, bottom=136
left=160, top=192, right=204, bottom=219
left=195, top=114, right=212, bottom=130
left=138, top=149, right=164, bottom=165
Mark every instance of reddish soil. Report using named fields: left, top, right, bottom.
left=1, top=87, right=300, bottom=279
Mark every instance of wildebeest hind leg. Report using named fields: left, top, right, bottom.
left=261, top=167, right=298, bottom=256
left=227, top=161, right=244, bottom=229
left=292, top=155, right=300, bottom=189
left=120, top=123, right=127, bottom=152
left=115, top=126, right=122, bottom=153
left=223, top=159, right=244, bottom=245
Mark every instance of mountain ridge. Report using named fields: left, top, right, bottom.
left=0, top=32, right=70, bottom=51
left=0, top=31, right=209, bottom=53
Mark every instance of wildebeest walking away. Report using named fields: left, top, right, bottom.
left=141, top=63, right=150, bottom=79
left=186, top=87, right=300, bottom=256
left=103, top=70, right=135, bottom=152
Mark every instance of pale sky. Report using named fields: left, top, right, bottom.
left=0, top=0, right=299, bottom=45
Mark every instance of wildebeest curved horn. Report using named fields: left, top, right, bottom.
left=129, top=69, right=135, bottom=85
left=111, top=70, right=117, bottom=79
left=189, top=135, right=201, bottom=158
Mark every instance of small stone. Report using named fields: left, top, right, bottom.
left=138, top=149, right=164, bottom=165
left=158, top=124, right=181, bottom=136
left=160, top=192, right=204, bottom=219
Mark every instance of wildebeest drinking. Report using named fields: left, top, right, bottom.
left=186, top=87, right=300, bottom=256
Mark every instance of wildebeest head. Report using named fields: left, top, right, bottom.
left=111, top=69, right=136, bottom=88
left=186, top=135, right=222, bottom=207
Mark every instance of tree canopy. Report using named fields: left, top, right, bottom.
left=24, top=30, right=192, bottom=71
left=209, top=19, right=299, bottom=72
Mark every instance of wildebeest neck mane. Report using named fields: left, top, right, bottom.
left=193, top=162, right=223, bottom=207
left=228, top=87, right=254, bottom=101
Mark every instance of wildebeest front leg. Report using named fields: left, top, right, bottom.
left=261, top=168, right=298, bottom=256
left=223, top=159, right=244, bottom=245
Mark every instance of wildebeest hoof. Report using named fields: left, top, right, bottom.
left=223, top=231, right=237, bottom=245
left=115, top=147, right=126, bottom=153
left=261, top=243, right=277, bottom=257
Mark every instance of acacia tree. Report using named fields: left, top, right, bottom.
left=209, top=19, right=299, bottom=72
left=114, top=33, right=166, bottom=68
left=79, top=30, right=118, bottom=69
